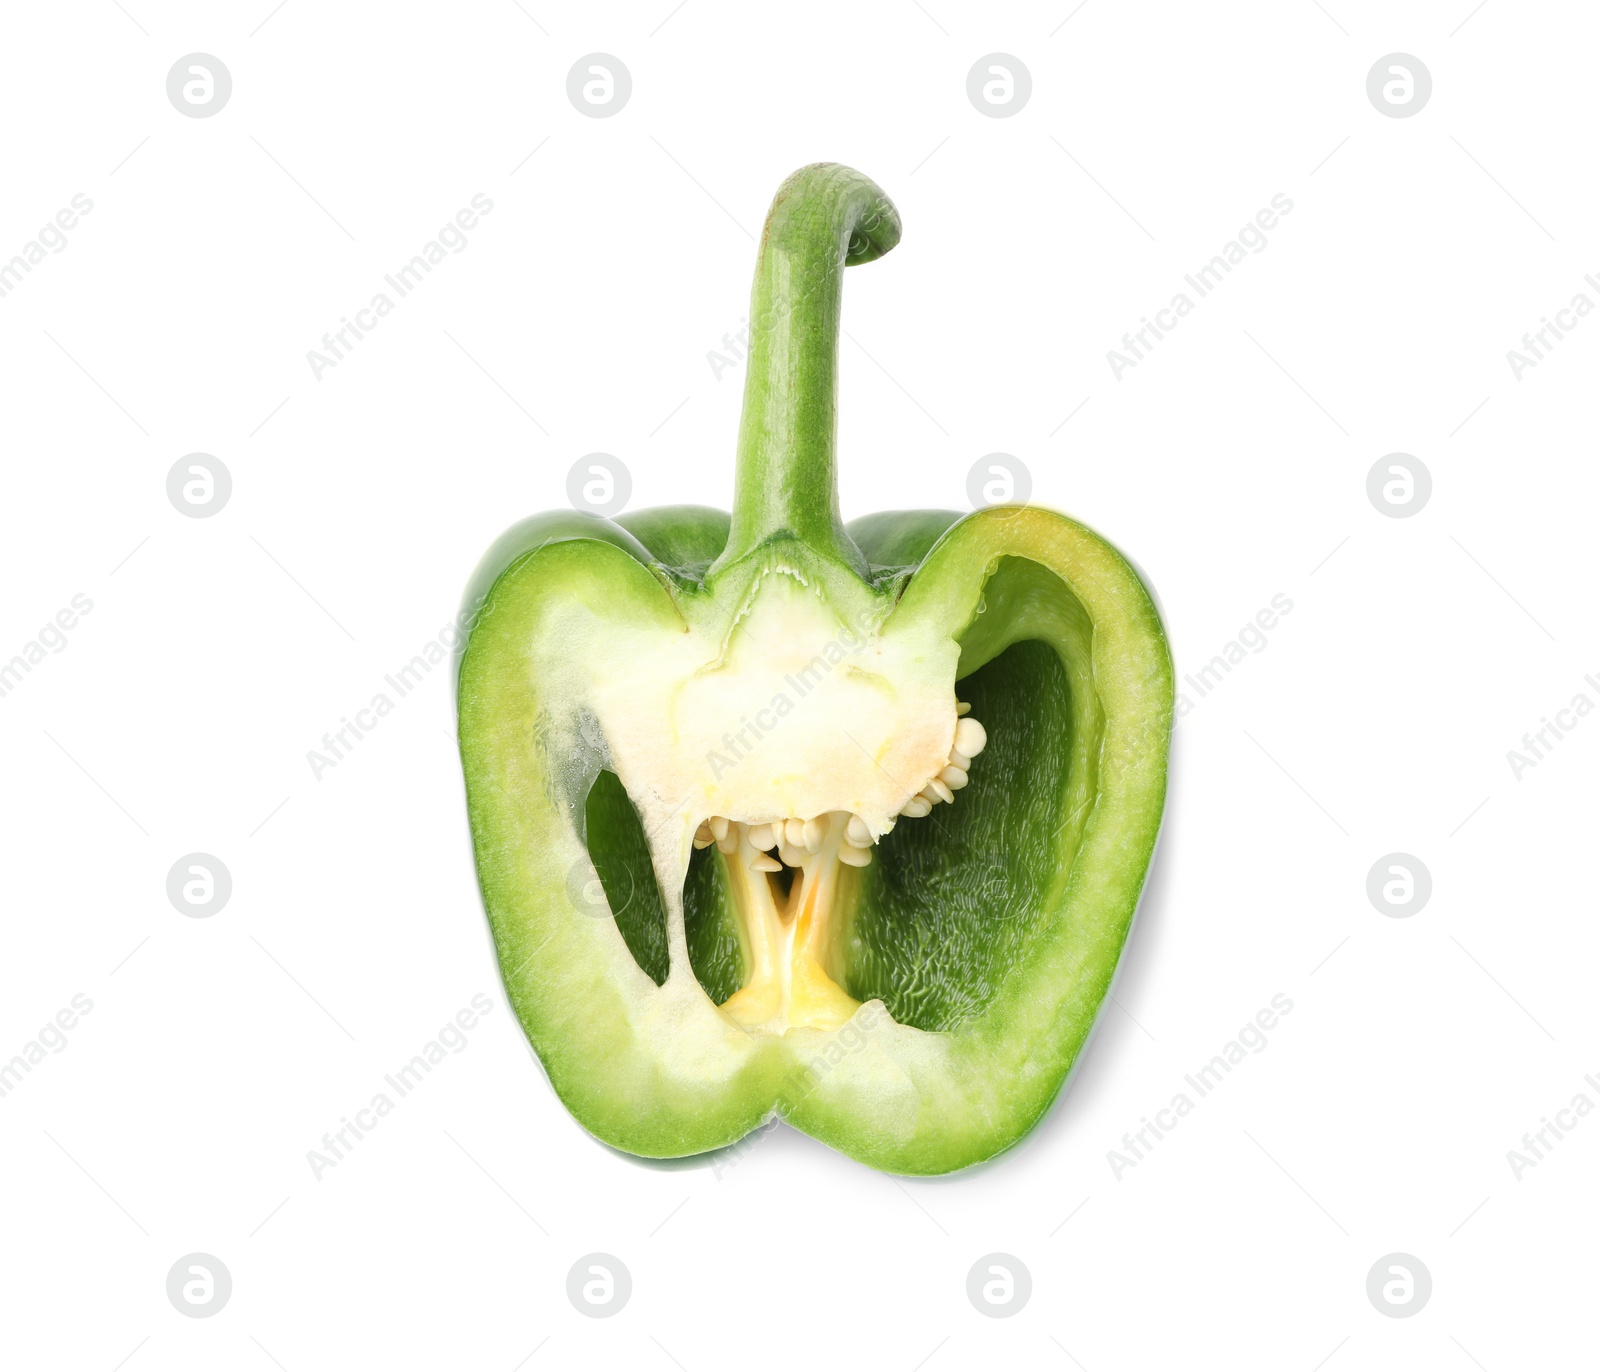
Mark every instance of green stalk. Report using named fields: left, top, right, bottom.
left=712, top=164, right=901, bottom=579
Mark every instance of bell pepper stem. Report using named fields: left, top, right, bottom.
left=713, top=164, right=901, bottom=578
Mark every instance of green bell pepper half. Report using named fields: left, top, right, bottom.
left=455, top=163, right=1173, bottom=1175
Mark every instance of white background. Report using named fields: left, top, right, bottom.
left=1, top=1, right=1593, bottom=1368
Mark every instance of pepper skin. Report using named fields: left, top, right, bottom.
left=455, top=164, right=1173, bottom=1174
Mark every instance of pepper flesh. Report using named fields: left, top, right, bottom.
left=455, top=164, right=1174, bottom=1174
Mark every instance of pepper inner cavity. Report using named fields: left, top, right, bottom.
left=693, top=708, right=987, bottom=1034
